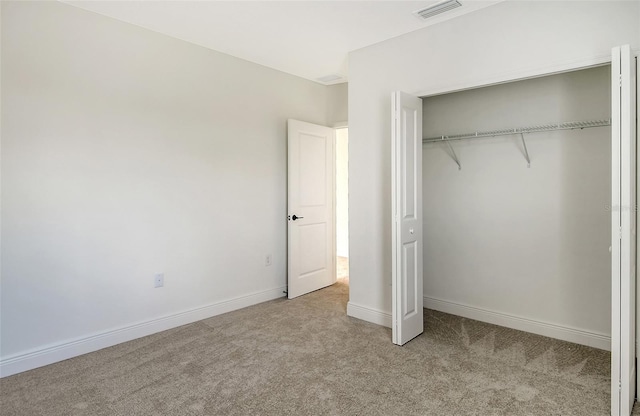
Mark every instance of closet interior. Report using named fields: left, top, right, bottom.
left=421, top=65, right=612, bottom=350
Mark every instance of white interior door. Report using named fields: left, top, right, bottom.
left=287, top=119, right=335, bottom=299
left=611, top=44, right=636, bottom=416
left=391, top=91, right=424, bottom=345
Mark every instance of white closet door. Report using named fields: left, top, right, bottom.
left=391, top=91, right=424, bottom=345
left=611, top=44, right=636, bottom=416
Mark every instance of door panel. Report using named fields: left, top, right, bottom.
left=392, top=91, right=424, bottom=345
left=299, top=223, right=327, bottom=274
left=299, top=134, right=327, bottom=206
left=403, top=241, right=417, bottom=317
left=611, top=44, right=636, bottom=416
left=288, top=119, right=335, bottom=299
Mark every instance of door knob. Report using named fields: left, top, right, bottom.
left=292, top=214, right=304, bottom=221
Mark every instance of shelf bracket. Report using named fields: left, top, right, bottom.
left=520, top=133, right=531, bottom=168
left=443, top=137, right=461, bottom=170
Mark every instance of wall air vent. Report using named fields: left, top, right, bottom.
left=413, top=0, right=462, bottom=20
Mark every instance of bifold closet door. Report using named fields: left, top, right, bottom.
left=611, top=44, right=636, bottom=416
left=391, top=91, right=423, bottom=345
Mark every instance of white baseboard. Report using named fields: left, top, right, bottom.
left=347, top=302, right=392, bottom=328
left=424, top=296, right=611, bottom=351
left=0, top=286, right=286, bottom=378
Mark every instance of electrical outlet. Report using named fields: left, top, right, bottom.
left=265, top=255, right=272, bottom=266
left=154, top=273, right=164, bottom=288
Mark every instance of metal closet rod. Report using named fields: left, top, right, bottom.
left=422, top=119, right=611, bottom=143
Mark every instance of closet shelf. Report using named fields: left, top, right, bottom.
left=422, top=119, right=611, bottom=143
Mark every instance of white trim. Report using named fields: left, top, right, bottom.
left=415, top=54, right=613, bottom=98
left=347, top=302, right=392, bottom=328
left=424, top=296, right=611, bottom=351
left=0, top=286, right=286, bottom=378
left=333, top=121, right=348, bottom=129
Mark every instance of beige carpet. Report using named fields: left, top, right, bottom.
left=0, top=280, right=625, bottom=415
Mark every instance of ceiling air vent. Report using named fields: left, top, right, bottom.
left=413, top=0, right=462, bottom=20
left=316, top=74, right=343, bottom=84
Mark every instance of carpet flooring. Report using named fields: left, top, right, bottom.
left=0, top=279, right=628, bottom=415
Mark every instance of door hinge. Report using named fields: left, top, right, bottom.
left=620, top=227, right=623, bottom=240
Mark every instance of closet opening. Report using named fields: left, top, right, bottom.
left=420, top=64, right=613, bottom=394
left=421, top=65, right=612, bottom=350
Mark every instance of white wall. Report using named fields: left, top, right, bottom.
left=0, top=1, right=337, bottom=375
left=423, top=67, right=611, bottom=346
left=347, top=0, right=639, bottom=330
left=327, top=83, right=348, bottom=126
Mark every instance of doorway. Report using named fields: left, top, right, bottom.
left=287, top=120, right=348, bottom=299
left=421, top=66, right=612, bottom=349
left=336, top=127, right=349, bottom=283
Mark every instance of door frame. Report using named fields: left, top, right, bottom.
left=398, top=50, right=639, bottom=414
left=334, top=124, right=349, bottom=262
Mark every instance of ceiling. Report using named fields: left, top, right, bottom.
left=64, top=0, right=504, bottom=85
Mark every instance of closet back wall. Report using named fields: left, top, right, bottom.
left=422, top=66, right=612, bottom=347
